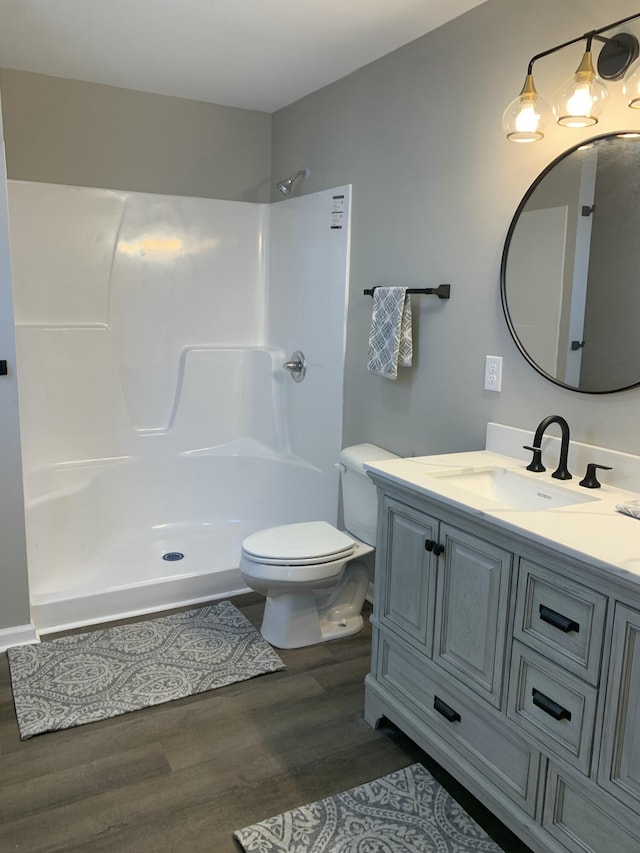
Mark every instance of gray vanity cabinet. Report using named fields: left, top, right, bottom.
left=365, top=475, right=640, bottom=853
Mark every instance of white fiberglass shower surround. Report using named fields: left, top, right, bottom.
left=8, top=181, right=351, bottom=633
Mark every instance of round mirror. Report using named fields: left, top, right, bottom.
left=501, top=131, right=640, bottom=394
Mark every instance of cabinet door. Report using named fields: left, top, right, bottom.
left=598, top=603, right=640, bottom=813
left=376, top=495, right=437, bottom=654
left=545, top=764, right=640, bottom=853
left=433, top=523, right=512, bottom=708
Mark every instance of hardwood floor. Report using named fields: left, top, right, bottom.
left=0, top=594, right=532, bottom=852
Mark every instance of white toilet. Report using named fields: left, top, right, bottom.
left=239, top=443, right=398, bottom=649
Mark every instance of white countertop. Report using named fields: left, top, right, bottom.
left=366, top=444, right=640, bottom=586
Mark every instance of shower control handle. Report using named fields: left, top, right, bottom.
left=283, top=350, right=307, bottom=383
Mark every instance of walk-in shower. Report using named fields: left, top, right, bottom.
left=8, top=180, right=351, bottom=633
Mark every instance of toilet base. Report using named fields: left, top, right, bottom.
left=260, top=592, right=365, bottom=649
left=318, top=613, right=364, bottom=643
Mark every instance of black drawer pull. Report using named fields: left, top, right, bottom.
left=532, top=688, right=572, bottom=722
left=434, top=695, right=461, bottom=723
left=425, top=539, right=435, bottom=552
left=539, top=604, right=580, bottom=634
left=432, top=543, right=445, bottom=557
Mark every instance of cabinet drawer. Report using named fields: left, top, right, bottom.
left=507, top=641, right=597, bottom=774
left=543, top=764, right=640, bottom=853
left=377, top=634, right=540, bottom=814
left=514, top=559, right=606, bottom=686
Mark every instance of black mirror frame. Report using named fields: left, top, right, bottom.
left=500, top=130, right=640, bottom=395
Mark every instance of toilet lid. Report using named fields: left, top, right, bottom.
left=242, top=521, right=356, bottom=565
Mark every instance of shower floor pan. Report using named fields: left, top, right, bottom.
left=29, top=521, right=253, bottom=635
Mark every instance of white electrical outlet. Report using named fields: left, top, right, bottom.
left=484, top=355, right=503, bottom=392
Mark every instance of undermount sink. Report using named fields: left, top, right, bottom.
left=429, top=466, right=600, bottom=511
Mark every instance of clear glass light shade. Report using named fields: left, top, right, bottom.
left=502, top=74, right=551, bottom=142
left=623, top=56, right=640, bottom=108
left=553, top=51, right=607, bottom=127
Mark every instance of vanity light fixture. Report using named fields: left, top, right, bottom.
left=503, top=11, right=640, bottom=142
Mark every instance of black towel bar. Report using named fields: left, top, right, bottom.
left=363, top=284, right=451, bottom=299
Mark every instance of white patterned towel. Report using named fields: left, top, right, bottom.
left=616, top=499, right=640, bottom=519
left=367, top=286, right=413, bottom=379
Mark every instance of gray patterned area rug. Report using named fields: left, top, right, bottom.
left=234, top=763, right=502, bottom=852
left=7, top=601, right=285, bottom=739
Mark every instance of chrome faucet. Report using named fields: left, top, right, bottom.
left=523, top=415, right=572, bottom=480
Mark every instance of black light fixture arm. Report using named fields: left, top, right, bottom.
left=527, top=35, right=591, bottom=75
left=525, top=11, right=640, bottom=77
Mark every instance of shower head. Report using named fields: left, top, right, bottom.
left=276, top=168, right=310, bottom=196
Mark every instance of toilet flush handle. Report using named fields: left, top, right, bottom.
left=335, top=463, right=347, bottom=473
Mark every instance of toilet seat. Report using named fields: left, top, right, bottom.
left=241, top=520, right=356, bottom=566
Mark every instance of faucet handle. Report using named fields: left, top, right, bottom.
left=523, top=445, right=545, bottom=473
left=579, top=463, right=612, bottom=489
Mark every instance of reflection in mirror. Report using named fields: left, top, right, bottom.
left=501, top=132, right=640, bottom=393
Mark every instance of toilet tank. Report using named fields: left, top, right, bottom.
left=339, top=443, right=399, bottom=546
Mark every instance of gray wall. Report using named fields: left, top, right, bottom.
left=271, top=0, right=640, bottom=458
left=0, top=69, right=272, bottom=202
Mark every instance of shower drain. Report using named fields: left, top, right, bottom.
left=162, top=551, right=184, bottom=562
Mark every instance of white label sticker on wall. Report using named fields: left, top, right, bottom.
left=331, top=194, right=345, bottom=229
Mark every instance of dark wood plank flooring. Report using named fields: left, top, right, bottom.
left=0, top=594, right=532, bottom=852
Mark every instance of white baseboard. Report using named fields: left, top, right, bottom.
left=0, top=623, right=38, bottom=652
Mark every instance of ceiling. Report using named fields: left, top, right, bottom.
left=0, top=0, right=487, bottom=113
